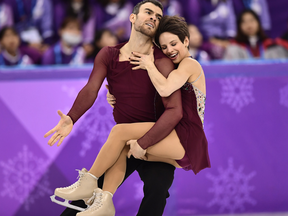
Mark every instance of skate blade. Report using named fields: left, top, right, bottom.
left=50, top=195, right=86, bottom=212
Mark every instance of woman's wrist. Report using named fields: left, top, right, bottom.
left=145, top=61, right=155, bottom=71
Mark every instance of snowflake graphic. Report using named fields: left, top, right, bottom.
left=204, top=122, right=214, bottom=144
left=279, top=84, right=288, bottom=108
left=220, top=76, right=255, bottom=113
left=133, top=181, right=144, bottom=200
left=0, top=146, right=52, bottom=211
left=72, top=93, right=116, bottom=157
left=206, top=158, right=256, bottom=213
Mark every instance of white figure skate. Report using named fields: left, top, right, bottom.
left=50, top=168, right=98, bottom=212
left=76, top=188, right=115, bottom=216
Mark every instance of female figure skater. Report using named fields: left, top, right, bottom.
left=45, top=15, right=210, bottom=216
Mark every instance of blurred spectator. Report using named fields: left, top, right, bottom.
left=184, top=0, right=237, bottom=40
left=85, top=28, right=118, bottom=63
left=184, top=0, right=237, bottom=59
left=232, top=0, right=271, bottom=31
left=42, top=17, right=85, bottom=65
left=54, top=0, right=95, bottom=56
left=158, top=0, right=183, bottom=16
left=0, top=26, right=34, bottom=66
left=281, top=18, right=288, bottom=42
left=188, top=24, right=211, bottom=62
left=0, top=0, right=14, bottom=30
left=6, top=0, right=54, bottom=53
left=95, top=0, right=133, bottom=41
left=224, top=9, right=288, bottom=60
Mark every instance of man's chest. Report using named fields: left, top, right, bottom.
left=107, top=66, right=156, bottom=99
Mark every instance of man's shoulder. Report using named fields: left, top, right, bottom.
left=111, top=42, right=127, bottom=51
left=153, top=45, right=174, bottom=77
left=153, top=45, right=169, bottom=60
left=100, top=42, right=126, bottom=55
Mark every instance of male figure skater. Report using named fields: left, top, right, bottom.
left=55, top=1, right=180, bottom=215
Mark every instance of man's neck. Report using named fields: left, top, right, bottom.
left=122, top=31, right=154, bottom=57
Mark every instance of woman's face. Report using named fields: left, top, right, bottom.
left=240, top=13, right=259, bottom=37
left=96, top=31, right=118, bottom=48
left=0, top=29, right=20, bottom=52
left=60, top=22, right=81, bottom=36
left=159, top=32, right=189, bottom=64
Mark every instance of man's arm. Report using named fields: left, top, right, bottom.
left=67, top=47, right=110, bottom=123
left=44, top=47, right=110, bottom=146
left=137, top=57, right=183, bottom=150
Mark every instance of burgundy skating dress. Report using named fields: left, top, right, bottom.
left=175, top=70, right=211, bottom=174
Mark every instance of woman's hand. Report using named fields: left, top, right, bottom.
left=106, top=85, right=116, bottom=108
left=44, top=110, right=73, bottom=146
left=129, top=47, right=154, bottom=70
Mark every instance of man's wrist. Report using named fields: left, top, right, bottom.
left=137, top=139, right=146, bottom=150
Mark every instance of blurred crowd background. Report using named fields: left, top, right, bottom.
left=0, top=0, right=288, bottom=67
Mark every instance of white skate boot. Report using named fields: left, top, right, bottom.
left=50, top=168, right=98, bottom=212
left=76, top=188, right=115, bottom=216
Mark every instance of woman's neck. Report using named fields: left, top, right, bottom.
left=189, top=47, right=198, bottom=57
left=6, top=49, right=18, bottom=57
left=3, top=49, right=20, bottom=63
left=248, top=35, right=258, bottom=47
left=60, top=41, right=74, bottom=55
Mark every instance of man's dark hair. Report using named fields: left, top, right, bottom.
left=132, top=0, right=163, bottom=15
left=60, top=17, right=81, bottom=30
left=0, top=26, right=19, bottom=41
left=154, top=15, right=190, bottom=48
left=235, top=9, right=267, bottom=43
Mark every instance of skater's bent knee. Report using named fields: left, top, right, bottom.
left=111, top=123, right=131, bottom=133
left=110, top=124, right=124, bottom=136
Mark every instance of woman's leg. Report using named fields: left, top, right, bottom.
left=145, top=129, right=184, bottom=167
left=102, top=146, right=129, bottom=194
left=88, top=123, right=155, bottom=178
left=88, top=123, right=185, bottom=178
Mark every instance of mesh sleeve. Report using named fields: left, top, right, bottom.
left=137, top=57, right=183, bottom=149
left=67, top=46, right=110, bottom=123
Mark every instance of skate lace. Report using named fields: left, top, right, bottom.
left=87, top=191, right=103, bottom=211
left=61, top=169, right=85, bottom=189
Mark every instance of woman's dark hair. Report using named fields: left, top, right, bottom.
left=132, top=0, right=163, bottom=14
left=154, top=15, right=190, bottom=48
left=65, top=0, right=91, bottom=23
left=87, top=28, right=115, bottom=58
left=97, top=0, right=126, bottom=8
left=60, top=17, right=81, bottom=30
left=94, top=28, right=113, bottom=45
left=235, top=9, right=267, bottom=43
left=0, top=26, right=19, bottom=41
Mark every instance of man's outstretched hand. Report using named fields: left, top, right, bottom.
left=44, top=110, right=73, bottom=146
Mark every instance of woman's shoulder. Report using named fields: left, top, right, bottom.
left=179, top=57, right=202, bottom=71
